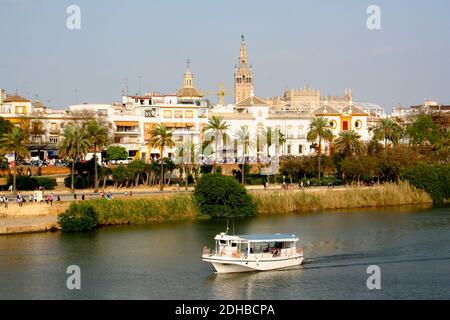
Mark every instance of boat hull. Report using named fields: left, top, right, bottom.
left=203, top=254, right=304, bottom=273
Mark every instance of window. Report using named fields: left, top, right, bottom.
left=329, top=120, right=337, bottom=129
left=287, top=145, right=292, bottom=154
left=298, top=145, right=303, bottom=154
left=185, top=110, right=194, bottom=118
left=174, top=111, right=183, bottom=118
left=163, top=110, right=172, bottom=118
left=145, top=108, right=157, bottom=117
left=355, top=120, right=362, bottom=130
left=49, top=136, right=59, bottom=144
left=342, top=121, right=349, bottom=131
left=97, top=109, right=108, bottom=116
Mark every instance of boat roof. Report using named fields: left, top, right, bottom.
left=214, top=233, right=298, bottom=242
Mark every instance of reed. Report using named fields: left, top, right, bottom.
left=252, top=181, right=432, bottom=215
left=61, top=182, right=432, bottom=232
left=69, top=194, right=199, bottom=226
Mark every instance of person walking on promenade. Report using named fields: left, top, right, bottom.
left=16, top=193, right=21, bottom=207
left=49, top=194, right=54, bottom=206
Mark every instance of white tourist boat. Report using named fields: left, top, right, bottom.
left=202, top=232, right=304, bottom=273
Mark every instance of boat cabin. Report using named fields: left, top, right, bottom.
left=212, top=233, right=299, bottom=259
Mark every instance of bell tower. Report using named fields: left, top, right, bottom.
left=234, top=35, right=254, bottom=104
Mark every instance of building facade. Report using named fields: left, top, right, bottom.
left=0, top=37, right=378, bottom=163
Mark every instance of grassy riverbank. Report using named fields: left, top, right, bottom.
left=253, top=182, right=432, bottom=214
left=58, top=182, right=433, bottom=232
left=64, top=194, right=198, bottom=227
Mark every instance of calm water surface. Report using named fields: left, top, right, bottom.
left=0, top=206, right=449, bottom=299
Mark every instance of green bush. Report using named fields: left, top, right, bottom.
left=58, top=203, right=98, bottom=233
left=64, top=175, right=87, bottom=189
left=402, top=164, right=450, bottom=204
left=8, top=176, right=56, bottom=190
left=194, top=173, right=257, bottom=218
left=35, top=177, right=57, bottom=190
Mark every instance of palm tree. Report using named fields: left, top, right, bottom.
left=148, top=124, right=174, bottom=190
left=0, top=127, right=29, bottom=193
left=274, top=128, right=286, bottom=157
left=58, top=125, right=90, bottom=193
left=372, top=118, right=403, bottom=148
left=175, top=139, right=197, bottom=191
left=202, top=116, right=230, bottom=171
left=235, top=126, right=254, bottom=185
left=334, top=130, right=365, bottom=157
left=85, top=120, right=109, bottom=192
left=258, top=126, right=274, bottom=158
left=306, top=117, right=334, bottom=181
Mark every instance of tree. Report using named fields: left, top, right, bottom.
left=372, top=118, right=403, bottom=148
left=406, top=115, right=439, bottom=146
left=127, top=160, right=146, bottom=186
left=202, top=116, right=230, bottom=171
left=85, top=120, right=109, bottom=192
left=194, top=173, right=257, bottom=218
left=148, top=124, right=174, bottom=190
left=306, top=117, right=334, bottom=181
left=0, top=127, right=29, bottom=192
left=0, top=117, right=14, bottom=136
left=334, top=130, right=365, bottom=157
left=234, top=126, right=254, bottom=184
left=107, top=145, right=128, bottom=161
left=58, top=125, right=90, bottom=193
left=175, top=139, right=197, bottom=190
left=112, top=165, right=127, bottom=188
left=433, top=129, right=450, bottom=163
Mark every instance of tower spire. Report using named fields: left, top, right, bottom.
left=234, top=35, right=254, bottom=103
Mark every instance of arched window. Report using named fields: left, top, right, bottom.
left=355, top=120, right=362, bottom=130
left=287, top=145, right=292, bottom=154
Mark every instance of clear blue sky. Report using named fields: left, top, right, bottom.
left=1, top=0, right=449, bottom=111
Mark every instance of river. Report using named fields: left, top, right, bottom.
left=0, top=205, right=449, bottom=299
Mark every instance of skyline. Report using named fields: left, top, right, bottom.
left=1, top=0, right=449, bottom=111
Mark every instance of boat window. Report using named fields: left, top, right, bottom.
left=219, top=240, right=227, bottom=245
left=231, top=242, right=237, bottom=247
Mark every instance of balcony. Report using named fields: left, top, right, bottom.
left=115, top=129, right=140, bottom=135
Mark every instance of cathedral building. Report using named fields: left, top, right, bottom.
left=234, top=36, right=254, bottom=104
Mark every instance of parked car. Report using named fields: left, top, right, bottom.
left=115, top=157, right=135, bottom=165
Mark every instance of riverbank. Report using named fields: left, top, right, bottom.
left=59, top=182, right=433, bottom=231
left=253, top=181, right=433, bottom=214
left=1, top=182, right=433, bottom=235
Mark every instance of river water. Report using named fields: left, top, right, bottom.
left=0, top=206, right=449, bottom=300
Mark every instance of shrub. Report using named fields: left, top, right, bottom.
left=58, top=203, right=98, bottom=232
left=8, top=176, right=56, bottom=190
left=194, top=173, right=257, bottom=218
left=35, top=177, right=57, bottom=190
left=402, top=164, right=450, bottom=204
left=58, top=195, right=198, bottom=231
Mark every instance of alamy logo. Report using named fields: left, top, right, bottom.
left=366, top=265, right=381, bottom=290
left=66, top=5, right=81, bottom=30
left=66, top=265, right=81, bottom=290
left=366, top=5, right=381, bottom=30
